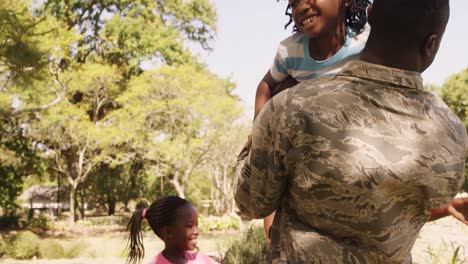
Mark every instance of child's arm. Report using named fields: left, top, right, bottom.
left=429, top=197, right=468, bottom=224
left=263, top=211, right=275, bottom=246
left=254, top=71, right=280, bottom=119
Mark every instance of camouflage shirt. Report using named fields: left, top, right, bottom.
left=234, top=60, right=467, bottom=264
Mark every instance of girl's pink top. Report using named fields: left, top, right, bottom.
left=149, top=251, right=219, bottom=264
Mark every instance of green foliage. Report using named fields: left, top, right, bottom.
left=0, top=0, right=76, bottom=115
left=199, top=214, right=241, bottom=232
left=439, top=68, right=468, bottom=192
left=84, top=163, right=146, bottom=216
left=1, top=0, right=246, bottom=221
left=63, top=240, right=90, bottom=259
left=0, top=118, right=45, bottom=215
left=425, top=83, right=441, bottom=93
left=38, top=239, right=91, bottom=259
left=7, top=231, right=40, bottom=259
left=0, top=215, right=19, bottom=229
left=43, top=0, right=217, bottom=69
left=39, top=240, right=64, bottom=259
left=440, top=68, right=468, bottom=127
left=0, top=235, right=6, bottom=257
left=27, top=214, right=51, bottom=230
left=107, top=64, right=242, bottom=198
left=423, top=240, right=467, bottom=264
left=223, top=227, right=268, bottom=264
left=451, top=246, right=461, bottom=264
left=79, top=215, right=128, bottom=226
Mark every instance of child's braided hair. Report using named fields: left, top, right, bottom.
left=281, top=0, right=371, bottom=33
left=126, top=196, right=189, bottom=264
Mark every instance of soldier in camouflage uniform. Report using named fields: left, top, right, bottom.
left=234, top=0, right=467, bottom=263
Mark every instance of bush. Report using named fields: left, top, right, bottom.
left=27, top=214, right=51, bottom=230
left=63, top=240, right=90, bottom=258
left=223, top=227, right=267, bottom=264
left=7, top=231, right=40, bottom=259
left=38, top=239, right=91, bottom=259
left=39, top=240, right=64, bottom=259
left=199, top=214, right=241, bottom=232
left=86, top=215, right=127, bottom=226
left=0, top=215, right=19, bottom=229
left=0, top=235, right=6, bottom=257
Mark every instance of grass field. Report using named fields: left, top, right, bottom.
left=0, top=230, right=235, bottom=264
left=1, top=217, right=467, bottom=264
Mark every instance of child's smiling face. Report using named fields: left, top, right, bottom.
left=288, top=0, right=346, bottom=38
left=171, top=204, right=199, bottom=251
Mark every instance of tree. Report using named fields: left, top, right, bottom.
left=0, top=0, right=76, bottom=118
left=439, top=68, right=468, bottom=192
left=85, top=162, right=145, bottom=215
left=1, top=0, right=220, bottom=223
left=424, top=83, right=441, bottom=93
left=1, top=0, right=250, bottom=220
left=439, top=68, right=468, bottom=127
left=108, top=65, right=243, bottom=198
left=204, top=123, right=250, bottom=214
left=0, top=118, right=44, bottom=215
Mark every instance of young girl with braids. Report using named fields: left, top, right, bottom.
left=250, top=0, right=372, bottom=246
left=255, top=0, right=371, bottom=117
left=126, top=196, right=218, bottom=264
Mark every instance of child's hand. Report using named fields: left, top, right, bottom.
left=447, top=197, right=468, bottom=225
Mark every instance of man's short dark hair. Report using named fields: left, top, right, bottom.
left=370, top=0, right=449, bottom=46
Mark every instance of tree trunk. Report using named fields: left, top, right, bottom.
left=170, top=171, right=185, bottom=198
left=56, top=175, right=61, bottom=217
left=171, top=179, right=185, bottom=198
left=69, top=186, right=76, bottom=223
left=107, top=198, right=116, bottom=216
left=79, top=189, right=85, bottom=220
left=160, top=176, right=164, bottom=196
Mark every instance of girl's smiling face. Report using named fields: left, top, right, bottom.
left=170, top=204, right=199, bottom=251
left=288, top=0, right=346, bottom=38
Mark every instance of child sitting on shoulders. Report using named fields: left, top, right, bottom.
left=251, top=0, right=371, bottom=247
left=255, top=0, right=371, bottom=118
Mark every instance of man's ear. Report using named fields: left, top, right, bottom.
left=420, top=33, right=442, bottom=70
left=423, top=34, right=441, bottom=58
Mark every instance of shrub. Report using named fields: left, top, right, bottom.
left=199, top=214, right=241, bottom=232
left=39, top=240, right=65, bottom=259
left=7, top=231, right=40, bottom=259
left=223, top=227, right=267, bottom=264
left=27, top=214, right=51, bottom=230
left=63, top=240, right=90, bottom=258
left=0, top=215, right=19, bottom=229
left=0, top=235, right=6, bottom=257
left=86, top=215, right=127, bottom=226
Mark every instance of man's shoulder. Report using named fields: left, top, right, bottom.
left=425, top=91, right=468, bottom=152
left=292, top=75, right=352, bottom=96
left=269, top=75, right=353, bottom=113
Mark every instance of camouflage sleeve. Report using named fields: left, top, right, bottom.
left=234, top=91, right=291, bottom=219
left=465, top=130, right=468, bottom=159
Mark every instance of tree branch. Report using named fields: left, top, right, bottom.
left=0, top=73, right=67, bottom=118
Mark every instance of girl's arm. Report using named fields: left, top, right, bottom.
left=255, top=71, right=280, bottom=119
left=428, top=197, right=468, bottom=224
left=271, top=75, right=299, bottom=97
